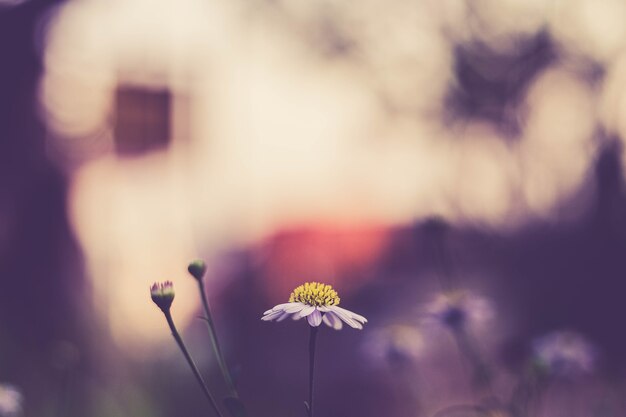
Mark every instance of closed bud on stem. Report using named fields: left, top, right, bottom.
left=150, top=281, right=175, bottom=312
left=187, top=260, right=207, bottom=282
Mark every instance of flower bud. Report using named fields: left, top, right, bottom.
left=150, top=281, right=175, bottom=312
left=187, top=260, right=207, bottom=281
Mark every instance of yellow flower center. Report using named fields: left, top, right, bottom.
left=289, top=282, right=340, bottom=307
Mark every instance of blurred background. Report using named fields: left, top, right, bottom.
left=2, top=0, right=626, bottom=416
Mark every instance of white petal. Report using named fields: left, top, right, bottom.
left=353, top=314, right=368, bottom=324
left=322, top=313, right=333, bottom=328
left=307, top=309, right=322, bottom=327
left=322, top=312, right=343, bottom=330
left=334, top=306, right=368, bottom=323
left=318, top=306, right=331, bottom=312
left=264, top=307, right=281, bottom=315
left=284, top=302, right=307, bottom=313
left=266, top=303, right=290, bottom=314
left=299, top=306, right=316, bottom=318
left=276, top=311, right=292, bottom=322
left=328, top=306, right=362, bottom=329
left=261, top=310, right=284, bottom=321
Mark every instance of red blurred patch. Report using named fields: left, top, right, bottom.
left=256, top=223, right=390, bottom=301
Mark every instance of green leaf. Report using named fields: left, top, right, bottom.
left=224, top=397, right=249, bottom=417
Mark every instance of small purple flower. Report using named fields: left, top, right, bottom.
left=532, top=330, right=597, bottom=377
left=262, top=282, right=367, bottom=330
left=425, top=290, right=494, bottom=330
left=363, top=324, right=424, bottom=365
left=0, top=384, right=22, bottom=417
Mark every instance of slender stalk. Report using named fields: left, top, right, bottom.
left=197, top=280, right=238, bottom=397
left=452, top=327, right=493, bottom=394
left=510, top=376, right=533, bottom=417
left=510, top=369, right=547, bottom=417
left=308, top=326, right=319, bottom=417
left=163, top=310, right=225, bottom=417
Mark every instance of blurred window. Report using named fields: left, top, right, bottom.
left=113, top=85, right=171, bottom=156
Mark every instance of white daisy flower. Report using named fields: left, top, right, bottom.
left=261, top=282, right=367, bottom=330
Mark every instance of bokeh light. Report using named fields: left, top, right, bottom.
left=3, top=0, right=626, bottom=416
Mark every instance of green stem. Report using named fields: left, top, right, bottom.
left=308, top=326, right=319, bottom=417
left=197, top=280, right=239, bottom=398
left=163, top=310, right=225, bottom=417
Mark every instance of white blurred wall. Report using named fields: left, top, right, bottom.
left=39, top=0, right=623, bottom=349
